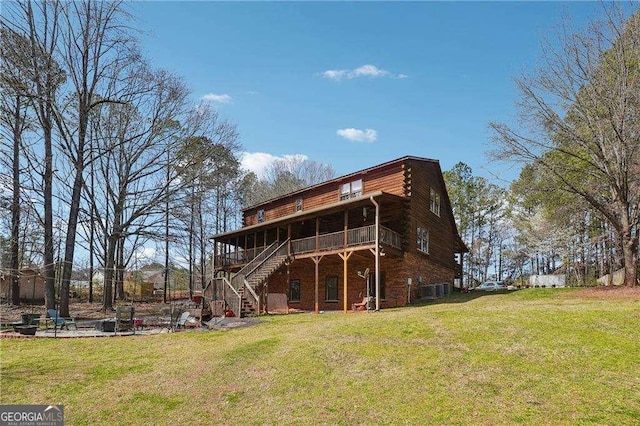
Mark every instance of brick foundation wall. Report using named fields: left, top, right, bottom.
left=264, top=251, right=455, bottom=311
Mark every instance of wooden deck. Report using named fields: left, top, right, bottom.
left=215, top=224, right=402, bottom=269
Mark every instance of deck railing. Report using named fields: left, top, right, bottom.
left=215, top=245, right=266, bottom=268
left=380, top=226, right=402, bottom=249
left=217, top=225, right=403, bottom=267
left=291, top=225, right=402, bottom=255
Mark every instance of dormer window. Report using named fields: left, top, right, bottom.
left=257, top=209, right=265, bottom=223
left=340, top=179, right=363, bottom=201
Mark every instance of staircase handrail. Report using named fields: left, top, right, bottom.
left=243, top=277, right=260, bottom=308
left=230, top=240, right=282, bottom=292
left=219, top=276, right=241, bottom=298
left=236, top=240, right=280, bottom=278
left=242, top=239, right=290, bottom=309
left=246, top=239, right=289, bottom=278
left=219, top=276, right=242, bottom=317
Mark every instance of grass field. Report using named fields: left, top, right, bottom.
left=1, top=288, right=639, bottom=425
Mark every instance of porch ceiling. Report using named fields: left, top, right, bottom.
left=211, top=191, right=405, bottom=243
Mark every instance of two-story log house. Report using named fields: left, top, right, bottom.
left=209, top=156, right=467, bottom=316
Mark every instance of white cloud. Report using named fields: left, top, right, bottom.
left=321, top=69, right=348, bottom=80
left=134, top=246, right=157, bottom=263
left=351, top=64, right=390, bottom=78
left=240, top=152, right=308, bottom=179
left=320, top=64, right=407, bottom=81
left=336, top=128, right=377, bottom=143
left=201, top=93, right=232, bottom=104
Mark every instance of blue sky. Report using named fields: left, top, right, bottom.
left=131, top=1, right=605, bottom=186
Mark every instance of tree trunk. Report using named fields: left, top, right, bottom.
left=102, top=235, right=117, bottom=310
left=621, top=223, right=639, bottom=287
left=43, top=123, right=56, bottom=310
left=116, top=236, right=125, bottom=300
left=9, top=98, right=21, bottom=305
left=622, top=243, right=637, bottom=287
left=58, top=101, right=88, bottom=317
left=164, top=151, right=170, bottom=304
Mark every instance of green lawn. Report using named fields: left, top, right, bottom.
left=1, top=288, right=639, bottom=425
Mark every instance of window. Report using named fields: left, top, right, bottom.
left=325, top=276, right=338, bottom=301
left=430, top=188, right=441, bottom=216
left=340, top=179, right=363, bottom=201
left=417, top=226, right=429, bottom=254
left=289, top=280, right=300, bottom=302
left=257, top=209, right=265, bottom=223
left=295, top=198, right=303, bottom=212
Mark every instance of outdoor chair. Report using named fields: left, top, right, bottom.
left=46, top=309, right=78, bottom=330
left=174, top=312, right=191, bottom=329
left=115, top=306, right=135, bottom=333
left=351, top=296, right=372, bottom=311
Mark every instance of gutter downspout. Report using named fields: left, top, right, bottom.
left=370, top=196, right=380, bottom=311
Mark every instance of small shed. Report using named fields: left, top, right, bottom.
left=123, top=279, right=154, bottom=300
left=0, top=268, right=46, bottom=302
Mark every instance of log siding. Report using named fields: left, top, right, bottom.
left=212, top=155, right=467, bottom=313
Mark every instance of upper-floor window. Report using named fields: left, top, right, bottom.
left=340, top=179, right=363, bottom=201
left=295, top=198, right=303, bottom=212
left=430, top=188, right=441, bottom=217
left=257, top=209, right=265, bottom=223
left=417, top=226, right=429, bottom=254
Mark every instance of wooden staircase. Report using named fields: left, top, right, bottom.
left=230, top=240, right=290, bottom=317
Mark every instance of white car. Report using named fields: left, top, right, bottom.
left=474, top=281, right=506, bottom=291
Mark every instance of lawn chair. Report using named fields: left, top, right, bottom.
left=115, top=306, right=135, bottom=333
left=174, top=312, right=190, bottom=329
left=351, top=296, right=372, bottom=311
left=46, top=309, right=78, bottom=330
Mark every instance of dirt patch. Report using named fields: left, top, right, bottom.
left=576, top=286, right=640, bottom=299
left=0, top=299, right=187, bottom=323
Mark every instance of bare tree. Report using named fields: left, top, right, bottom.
left=0, top=29, right=33, bottom=305
left=53, top=0, right=140, bottom=316
left=85, top=65, right=193, bottom=309
left=1, top=2, right=67, bottom=309
left=490, top=4, right=639, bottom=287
left=172, top=105, right=241, bottom=298
left=243, top=156, right=336, bottom=207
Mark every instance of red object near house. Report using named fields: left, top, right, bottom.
left=225, top=310, right=235, bottom=317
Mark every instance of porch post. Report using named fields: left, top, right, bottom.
left=340, top=252, right=352, bottom=313
left=342, top=210, right=350, bottom=313
left=212, top=238, right=217, bottom=271
left=460, top=253, right=465, bottom=290
left=312, top=256, right=323, bottom=314
left=370, top=196, right=380, bottom=311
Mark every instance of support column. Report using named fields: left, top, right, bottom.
left=312, top=255, right=323, bottom=313
left=370, top=196, right=380, bottom=311
left=339, top=251, right=352, bottom=313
